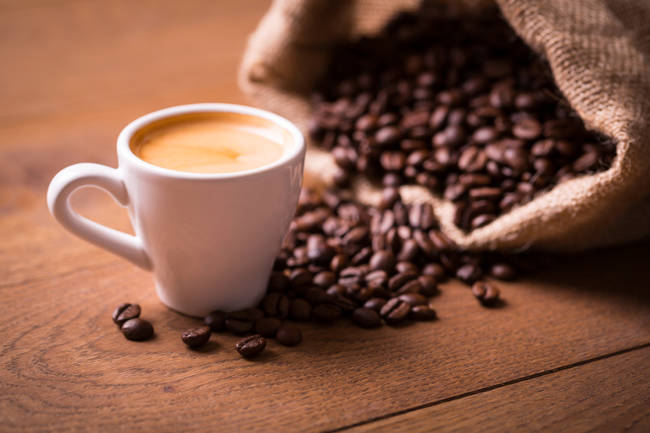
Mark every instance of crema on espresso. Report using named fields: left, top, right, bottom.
left=130, top=112, right=289, bottom=173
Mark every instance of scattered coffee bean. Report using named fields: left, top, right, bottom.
left=472, top=281, right=501, bottom=306
left=363, top=297, right=387, bottom=312
left=489, top=263, right=517, bottom=280
left=456, top=264, right=482, bottom=284
left=276, top=323, right=303, bottom=346
left=380, top=298, right=411, bottom=325
left=112, top=303, right=141, bottom=327
left=121, top=318, right=154, bottom=341
left=409, top=305, right=437, bottom=321
left=255, top=317, right=282, bottom=338
left=181, top=326, right=211, bottom=348
left=235, top=335, right=266, bottom=358
left=352, top=307, right=382, bottom=328
left=398, top=293, right=427, bottom=306
left=417, top=275, right=438, bottom=296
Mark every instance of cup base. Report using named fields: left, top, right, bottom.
left=154, top=280, right=265, bottom=318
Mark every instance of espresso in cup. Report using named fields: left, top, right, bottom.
left=130, top=112, right=291, bottom=173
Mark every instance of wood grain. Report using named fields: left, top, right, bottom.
left=1, top=1, right=649, bottom=432
left=343, top=346, right=650, bottom=433
left=1, top=240, right=649, bottom=432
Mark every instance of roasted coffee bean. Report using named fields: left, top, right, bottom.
left=388, top=271, right=418, bottom=291
left=268, top=272, right=290, bottom=292
left=397, top=239, right=419, bottom=262
left=326, top=284, right=347, bottom=297
left=121, top=318, right=154, bottom=341
left=351, top=247, right=373, bottom=265
left=397, top=225, right=412, bottom=241
left=339, top=266, right=365, bottom=286
left=369, top=250, right=395, bottom=272
left=456, top=264, right=483, bottom=284
left=396, top=279, right=423, bottom=295
left=330, top=254, right=349, bottom=273
left=379, top=187, right=400, bottom=209
left=112, top=303, right=141, bottom=327
left=375, top=126, right=402, bottom=146
left=417, top=275, right=439, bottom=296
left=329, top=294, right=357, bottom=312
left=513, top=118, right=542, bottom=140
left=181, top=326, right=211, bottom=348
left=342, top=227, right=369, bottom=245
left=422, top=263, right=446, bottom=280
left=413, top=230, right=435, bottom=257
left=458, top=147, right=487, bottom=172
left=444, top=183, right=466, bottom=201
left=255, top=317, right=282, bottom=338
left=276, top=323, right=303, bottom=346
left=410, top=305, right=437, bottom=321
left=204, top=311, right=226, bottom=332
left=572, top=151, right=599, bottom=172
left=290, top=268, right=313, bottom=289
left=380, top=298, right=411, bottom=324
left=235, top=335, right=266, bottom=358
left=305, top=287, right=330, bottom=305
left=380, top=151, right=406, bottom=171
left=307, top=235, right=335, bottom=264
left=289, top=298, right=312, bottom=321
left=472, top=281, right=501, bottom=306
left=363, top=297, right=387, bottom=312
left=490, top=263, right=517, bottom=280
left=352, top=307, right=382, bottom=328
left=313, top=271, right=337, bottom=288
left=261, top=293, right=290, bottom=318
left=395, top=261, right=418, bottom=274
left=469, top=187, right=502, bottom=200
left=471, top=214, right=495, bottom=229
left=429, top=230, right=454, bottom=251
left=398, top=293, right=427, bottom=306
left=312, top=303, right=343, bottom=322
left=365, top=269, right=388, bottom=286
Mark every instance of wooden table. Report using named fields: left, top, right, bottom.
left=1, top=1, right=648, bottom=432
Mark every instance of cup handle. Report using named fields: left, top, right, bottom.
left=47, top=163, right=152, bottom=270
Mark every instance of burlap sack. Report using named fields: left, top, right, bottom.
left=239, top=0, right=650, bottom=252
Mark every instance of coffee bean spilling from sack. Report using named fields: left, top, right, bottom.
left=193, top=187, right=528, bottom=354
left=308, top=9, right=616, bottom=231
left=116, top=186, right=544, bottom=356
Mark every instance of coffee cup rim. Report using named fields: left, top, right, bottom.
left=117, top=103, right=305, bottom=179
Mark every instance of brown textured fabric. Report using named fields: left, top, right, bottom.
left=239, top=0, right=650, bottom=252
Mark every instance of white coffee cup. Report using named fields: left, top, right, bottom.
left=47, top=103, right=305, bottom=317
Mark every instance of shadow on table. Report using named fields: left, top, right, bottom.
left=523, top=240, right=650, bottom=306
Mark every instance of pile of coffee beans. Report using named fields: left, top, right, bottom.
left=114, top=186, right=531, bottom=358
left=193, top=186, right=520, bottom=356
left=308, top=6, right=616, bottom=231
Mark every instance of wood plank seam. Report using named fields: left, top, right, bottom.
left=327, top=342, right=650, bottom=433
